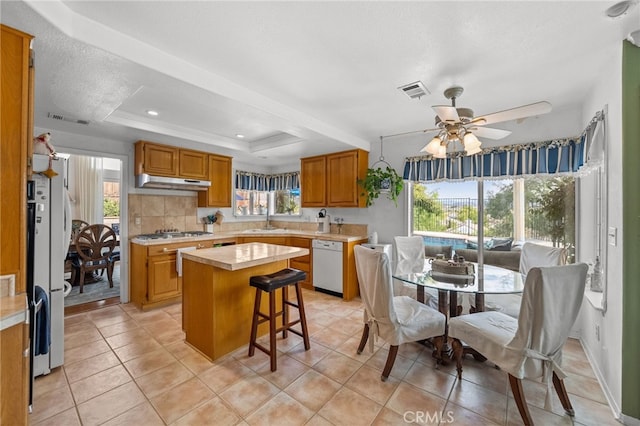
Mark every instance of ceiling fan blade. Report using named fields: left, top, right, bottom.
left=432, top=105, right=459, bottom=123
left=467, top=126, right=511, bottom=140
left=472, top=101, right=552, bottom=126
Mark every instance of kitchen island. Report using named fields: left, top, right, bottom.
left=180, top=242, right=309, bottom=361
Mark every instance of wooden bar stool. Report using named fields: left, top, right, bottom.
left=248, top=268, right=310, bottom=371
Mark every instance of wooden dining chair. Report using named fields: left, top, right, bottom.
left=449, top=263, right=588, bottom=425
left=354, top=245, right=446, bottom=381
left=71, top=224, right=117, bottom=293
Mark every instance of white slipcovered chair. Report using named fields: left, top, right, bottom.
left=471, top=242, right=568, bottom=317
left=393, top=236, right=438, bottom=309
left=449, top=263, right=588, bottom=425
left=354, top=245, right=446, bottom=381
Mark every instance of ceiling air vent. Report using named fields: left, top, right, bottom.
left=398, top=81, right=430, bottom=99
left=47, top=112, right=90, bottom=125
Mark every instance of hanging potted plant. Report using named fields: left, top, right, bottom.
left=358, top=165, right=404, bottom=207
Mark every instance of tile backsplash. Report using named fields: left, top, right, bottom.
left=128, top=194, right=368, bottom=237
left=128, top=194, right=199, bottom=236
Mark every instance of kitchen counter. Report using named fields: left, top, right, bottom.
left=181, top=243, right=308, bottom=360
left=130, top=230, right=366, bottom=245
left=0, top=294, right=28, bottom=331
left=181, top=242, right=309, bottom=271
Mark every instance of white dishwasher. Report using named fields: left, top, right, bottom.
left=312, top=239, right=343, bottom=297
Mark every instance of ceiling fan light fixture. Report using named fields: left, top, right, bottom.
left=422, top=136, right=442, bottom=154
left=463, top=131, right=480, bottom=147
left=434, top=144, right=447, bottom=158
left=466, top=145, right=482, bottom=155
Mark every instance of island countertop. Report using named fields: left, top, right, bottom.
left=181, top=242, right=309, bottom=271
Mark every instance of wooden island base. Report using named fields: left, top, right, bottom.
left=181, top=243, right=309, bottom=361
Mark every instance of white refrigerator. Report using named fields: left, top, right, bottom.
left=32, top=155, right=72, bottom=376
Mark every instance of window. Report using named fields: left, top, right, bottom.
left=411, top=176, right=576, bottom=264
left=234, top=170, right=301, bottom=217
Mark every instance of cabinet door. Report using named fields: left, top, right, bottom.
left=327, top=150, right=368, bottom=207
left=179, top=149, right=208, bottom=179
left=301, top=155, right=326, bottom=207
left=136, top=141, right=179, bottom=176
left=198, top=154, right=232, bottom=207
left=0, top=322, right=28, bottom=425
left=148, top=255, right=181, bottom=301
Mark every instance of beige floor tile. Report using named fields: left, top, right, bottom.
left=164, top=339, right=199, bottom=359
left=64, top=338, right=112, bottom=364
left=437, top=357, right=507, bottom=395
left=566, top=393, right=619, bottom=426
left=304, top=414, right=334, bottom=426
left=565, top=373, right=608, bottom=405
left=101, top=402, right=165, bottom=426
left=448, top=378, right=508, bottom=425
left=318, top=386, right=383, bottom=426
left=113, top=337, right=163, bottom=363
left=64, top=327, right=103, bottom=350
left=77, top=381, right=146, bottom=426
left=150, top=377, right=215, bottom=424
left=64, top=350, right=121, bottom=383
left=310, top=326, right=351, bottom=349
left=516, top=377, right=570, bottom=416
left=199, top=358, right=254, bottom=393
left=180, top=348, right=216, bottom=375
left=288, top=340, right=331, bottom=367
left=445, top=401, right=503, bottom=426
left=32, top=407, right=81, bottom=426
left=30, top=385, right=75, bottom=424
left=34, top=366, right=68, bottom=398
left=233, top=344, right=276, bottom=371
left=365, top=347, right=415, bottom=380
left=372, top=406, right=420, bottom=425
left=219, top=375, right=281, bottom=417
left=64, top=313, right=90, bottom=327
left=91, top=311, right=132, bottom=329
left=153, top=327, right=186, bottom=346
left=98, top=319, right=140, bottom=338
left=135, top=360, right=194, bottom=399
left=403, top=362, right=457, bottom=400
left=124, top=347, right=176, bottom=378
left=106, top=327, right=154, bottom=350
left=284, top=370, right=341, bottom=411
left=345, top=365, right=401, bottom=405
left=335, top=334, right=375, bottom=362
left=256, top=354, right=309, bottom=389
left=172, top=397, right=241, bottom=426
left=246, top=391, right=314, bottom=425
left=70, top=364, right=132, bottom=404
left=313, top=351, right=363, bottom=384
left=328, top=317, right=363, bottom=337
left=506, top=397, right=573, bottom=425
left=385, top=382, right=447, bottom=420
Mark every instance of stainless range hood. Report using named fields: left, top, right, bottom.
left=135, top=174, right=211, bottom=191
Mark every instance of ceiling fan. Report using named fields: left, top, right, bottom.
left=418, top=86, right=552, bottom=158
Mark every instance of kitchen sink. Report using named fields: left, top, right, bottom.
left=241, top=228, right=287, bottom=234
left=136, top=231, right=213, bottom=240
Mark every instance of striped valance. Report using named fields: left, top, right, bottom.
left=235, top=170, right=300, bottom=190
left=403, top=110, right=605, bottom=182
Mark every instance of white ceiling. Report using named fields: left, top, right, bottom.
left=2, top=1, right=639, bottom=167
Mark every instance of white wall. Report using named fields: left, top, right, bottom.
left=577, top=44, right=624, bottom=415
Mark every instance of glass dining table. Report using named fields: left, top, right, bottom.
left=393, top=261, right=525, bottom=358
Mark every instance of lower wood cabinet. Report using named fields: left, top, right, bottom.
left=1, top=321, right=28, bottom=425
left=130, top=239, right=226, bottom=310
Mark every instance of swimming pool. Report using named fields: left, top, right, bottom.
left=421, top=235, right=469, bottom=250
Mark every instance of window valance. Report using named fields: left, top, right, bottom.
left=235, top=170, right=300, bottom=190
left=403, top=110, right=605, bottom=182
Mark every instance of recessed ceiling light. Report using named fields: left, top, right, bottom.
left=236, top=134, right=245, bottom=138
left=146, top=110, right=159, bottom=116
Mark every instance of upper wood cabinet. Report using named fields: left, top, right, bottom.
left=197, top=154, right=232, bottom=207
left=179, top=149, right=208, bottom=180
left=326, top=149, right=368, bottom=207
left=300, top=155, right=327, bottom=207
left=301, top=149, right=368, bottom=208
left=135, top=141, right=179, bottom=176
left=135, top=141, right=209, bottom=180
